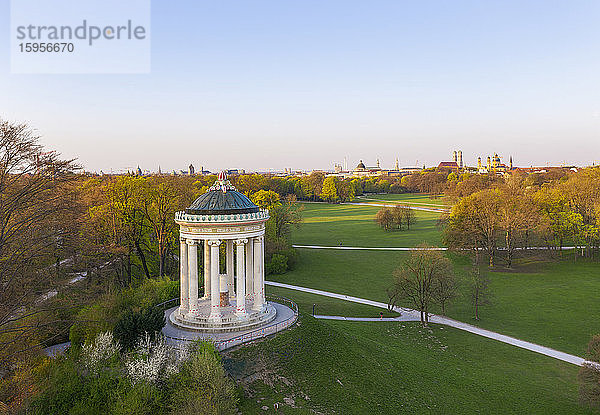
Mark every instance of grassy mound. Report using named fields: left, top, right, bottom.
left=226, top=314, right=591, bottom=414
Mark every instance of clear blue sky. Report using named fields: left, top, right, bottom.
left=1, top=0, right=599, bottom=172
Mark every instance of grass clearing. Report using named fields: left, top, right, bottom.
left=226, top=313, right=593, bottom=414
left=356, top=193, right=450, bottom=207
left=446, top=253, right=600, bottom=356
left=294, top=202, right=442, bottom=247
left=267, top=285, right=398, bottom=318
left=279, top=202, right=600, bottom=355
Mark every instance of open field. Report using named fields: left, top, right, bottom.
left=249, top=195, right=600, bottom=413
left=227, top=313, right=593, bottom=414
left=275, top=201, right=600, bottom=356
left=273, top=248, right=402, bottom=301
left=446, top=254, right=600, bottom=356
left=356, top=193, right=450, bottom=207
left=294, top=202, right=443, bottom=247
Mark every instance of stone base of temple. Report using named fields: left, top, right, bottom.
left=169, top=297, right=276, bottom=333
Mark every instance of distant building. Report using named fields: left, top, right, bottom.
left=189, top=164, right=195, bottom=175
left=475, top=152, right=513, bottom=174
left=437, top=161, right=459, bottom=170
left=226, top=168, right=245, bottom=175
left=350, top=159, right=382, bottom=177
left=440, top=150, right=463, bottom=171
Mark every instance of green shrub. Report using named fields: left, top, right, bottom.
left=119, top=277, right=179, bottom=311
left=29, top=353, right=121, bottom=415
left=69, top=278, right=177, bottom=347
left=70, top=302, right=115, bottom=347
left=28, top=339, right=238, bottom=414
left=113, top=307, right=165, bottom=351
left=112, top=382, right=166, bottom=415
left=169, top=341, right=237, bottom=415
left=280, top=247, right=299, bottom=270
left=266, top=253, right=288, bottom=275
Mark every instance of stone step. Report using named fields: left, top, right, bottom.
left=168, top=304, right=277, bottom=333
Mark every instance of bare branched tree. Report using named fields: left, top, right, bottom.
left=0, top=119, right=78, bottom=366
left=387, top=246, right=454, bottom=325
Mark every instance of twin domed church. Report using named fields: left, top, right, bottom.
left=163, top=173, right=295, bottom=347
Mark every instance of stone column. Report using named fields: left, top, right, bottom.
left=208, top=239, right=222, bottom=322
left=226, top=240, right=235, bottom=299
left=261, top=234, right=265, bottom=303
left=245, top=237, right=254, bottom=301
left=187, top=239, right=198, bottom=315
left=203, top=240, right=210, bottom=298
left=253, top=236, right=264, bottom=311
left=235, top=239, right=248, bottom=317
left=179, top=237, right=189, bottom=314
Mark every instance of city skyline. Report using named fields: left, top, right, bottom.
left=1, top=0, right=599, bottom=172
left=114, top=150, right=581, bottom=176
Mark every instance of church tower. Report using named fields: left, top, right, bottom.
left=510, top=156, right=513, bottom=170
left=477, top=157, right=482, bottom=170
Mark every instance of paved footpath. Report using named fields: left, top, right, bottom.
left=346, top=201, right=449, bottom=214
left=266, top=281, right=597, bottom=368
left=303, top=200, right=448, bottom=214
left=292, top=244, right=576, bottom=251
left=293, top=244, right=448, bottom=251
left=315, top=314, right=419, bottom=322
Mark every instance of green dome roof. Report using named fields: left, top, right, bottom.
left=185, top=173, right=259, bottom=215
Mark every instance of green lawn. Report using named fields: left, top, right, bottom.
left=275, top=202, right=600, bottom=356
left=267, top=285, right=398, bottom=318
left=274, top=246, right=600, bottom=357
left=246, top=198, right=600, bottom=413
left=227, top=313, right=593, bottom=414
left=356, top=193, right=451, bottom=207
left=272, top=248, right=403, bottom=301
left=446, top=254, right=600, bottom=356
left=294, top=202, right=443, bottom=247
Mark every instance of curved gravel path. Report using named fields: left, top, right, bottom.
left=266, top=281, right=596, bottom=367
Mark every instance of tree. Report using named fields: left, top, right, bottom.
left=391, top=205, right=404, bottom=230
left=143, top=177, right=185, bottom=277
left=267, top=195, right=303, bottom=241
left=432, top=273, right=457, bottom=315
left=98, top=176, right=152, bottom=281
left=578, top=335, right=600, bottom=409
left=0, top=119, right=78, bottom=365
left=375, top=208, right=394, bottom=231
left=470, top=266, right=491, bottom=320
left=336, top=179, right=356, bottom=202
left=320, top=177, right=339, bottom=203
left=444, top=189, right=501, bottom=267
left=387, top=247, right=454, bottom=325
left=497, top=185, right=540, bottom=267
left=307, top=172, right=325, bottom=201
left=403, top=206, right=416, bottom=230
left=250, top=189, right=281, bottom=210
